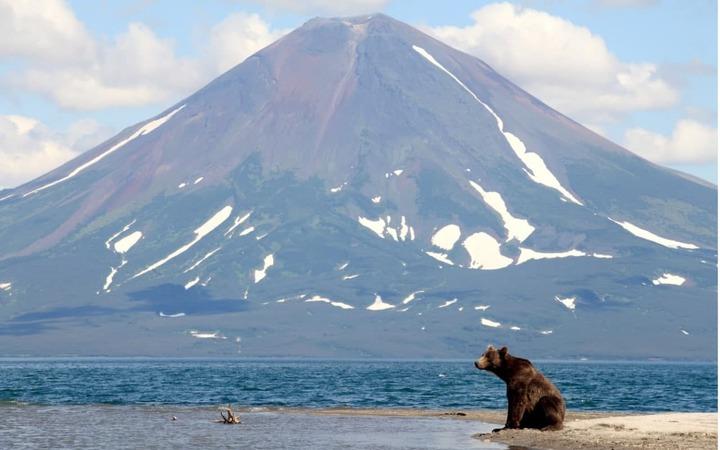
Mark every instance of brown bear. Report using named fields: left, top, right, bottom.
left=475, top=345, right=565, bottom=431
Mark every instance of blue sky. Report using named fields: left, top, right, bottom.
left=0, top=0, right=716, bottom=187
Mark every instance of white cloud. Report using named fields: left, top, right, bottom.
left=206, top=13, right=288, bottom=74
left=0, top=2, right=289, bottom=187
left=427, top=3, right=678, bottom=124
left=0, top=115, right=112, bottom=188
left=623, top=119, right=717, bottom=164
left=0, top=0, right=94, bottom=63
left=1, top=1, right=285, bottom=110
left=63, top=119, right=115, bottom=155
left=593, top=0, right=659, bottom=8
left=10, top=21, right=206, bottom=110
left=245, top=0, right=389, bottom=15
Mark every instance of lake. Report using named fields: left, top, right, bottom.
left=0, top=359, right=715, bottom=449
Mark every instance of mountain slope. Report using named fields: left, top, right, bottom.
left=0, top=14, right=715, bottom=359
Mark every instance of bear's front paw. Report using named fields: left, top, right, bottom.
left=491, top=427, right=505, bottom=433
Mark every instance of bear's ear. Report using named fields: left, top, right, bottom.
left=499, top=347, right=508, bottom=358
left=486, top=344, right=495, bottom=351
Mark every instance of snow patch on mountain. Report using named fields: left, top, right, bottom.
left=468, top=180, right=534, bottom=242
left=402, top=290, right=424, bottom=304
left=238, top=226, right=255, bottom=237
left=105, top=220, right=136, bottom=249
left=438, top=298, right=457, bottom=308
left=425, top=251, right=454, bottom=265
left=463, top=232, right=513, bottom=270
left=516, top=248, right=587, bottom=265
left=555, top=295, right=576, bottom=310
left=652, top=273, right=686, bottom=286
left=358, top=216, right=386, bottom=238
left=102, top=259, right=126, bottom=292
left=189, top=330, right=225, bottom=339
left=113, top=231, right=142, bottom=254
left=184, top=276, right=200, bottom=290
left=306, top=295, right=354, bottom=310
left=431, top=224, right=461, bottom=250
left=399, top=216, right=410, bottom=241
left=387, top=227, right=399, bottom=241
left=24, top=105, right=185, bottom=197
left=103, top=227, right=141, bottom=292
left=225, top=211, right=252, bottom=237
left=412, top=45, right=582, bottom=206
left=183, top=247, right=221, bottom=273
left=254, top=254, right=275, bottom=283
left=481, top=318, right=501, bottom=328
left=133, top=205, right=233, bottom=279
left=609, top=218, right=699, bottom=250
left=367, top=294, right=395, bottom=311
left=385, top=169, right=404, bottom=178
left=359, top=215, right=414, bottom=242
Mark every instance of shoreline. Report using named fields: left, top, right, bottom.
left=475, top=412, right=718, bottom=450
left=246, top=406, right=614, bottom=421
left=1, top=403, right=716, bottom=449
left=256, top=407, right=718, bottom=450
left=0, top=356, right=716, bottom=364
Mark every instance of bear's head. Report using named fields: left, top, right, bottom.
left=474, top=345, right=508, bottom=371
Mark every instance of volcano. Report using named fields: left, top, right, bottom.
left=0, top=14, right=715, bottom=359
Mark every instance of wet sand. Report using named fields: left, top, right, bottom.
left=279, top=408, right=717, bottom=450
left=0, top=404, right=714, bottom=449
left=288, top=406, right=611, bottom=422
left=0, top=404, right=502, bottom=449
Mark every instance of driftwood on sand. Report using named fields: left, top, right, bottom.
left=218, top=405, right=241, bottom=424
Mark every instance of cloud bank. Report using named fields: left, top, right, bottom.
left=0, top=1, right=286, bottom=187
left=427, top=2, right=678, bottom=126
left=623, top=119, right=717, bottom=165
left=244, top=0, right=390, bottom=15
left=0, top=115, right=113, bottom=188
left=0, top=1, right=286, bottom=110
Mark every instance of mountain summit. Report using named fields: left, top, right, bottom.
left=0, top=14, right=715, bottom=359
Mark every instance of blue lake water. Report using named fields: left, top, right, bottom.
left=0, top=359, right=716, bottom=412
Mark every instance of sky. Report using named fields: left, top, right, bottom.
left=0, top=0, right=716, bottom=188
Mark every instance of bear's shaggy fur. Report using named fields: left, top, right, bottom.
left=475, top=345, right=565, bottom=431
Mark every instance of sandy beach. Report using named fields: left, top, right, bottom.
left=294, top=408, right=718, bottom=450
left=473, top=411, right=717, bottom=450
